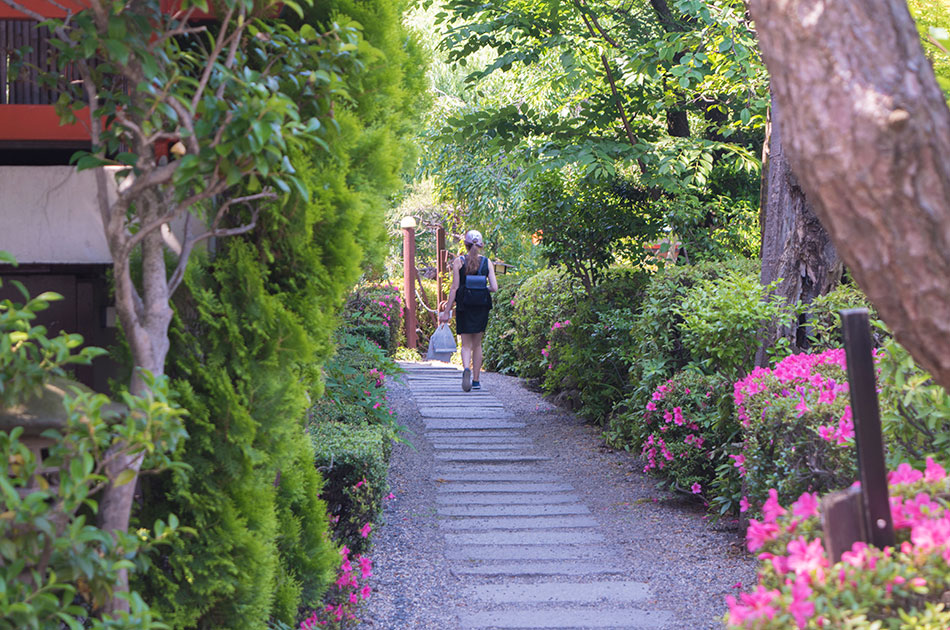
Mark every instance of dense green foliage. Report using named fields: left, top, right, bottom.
left=540, top=269, right=650, bottom=421
left=677, top=270, right=792, bottom=378
left=409, top=0, right=763, bottom=273
left=0, top=266, right=186, bottom=629
left=518, top=171, right=662, bottom=291
left=129, top=2, right=427, bottom=627
left=137, top=242, right=338, bottom=629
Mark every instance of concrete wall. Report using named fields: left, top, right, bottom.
left=0, top=165, right=117, bottom=264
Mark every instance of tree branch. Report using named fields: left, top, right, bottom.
left=191, top=2, right=236, bottom=110
left=167, top=194, right=270, bottom=296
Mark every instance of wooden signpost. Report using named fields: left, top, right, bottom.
left=821, top=308, right=895, bottom=560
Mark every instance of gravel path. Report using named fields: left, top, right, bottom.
left=358, top=362, right=755, bottom=630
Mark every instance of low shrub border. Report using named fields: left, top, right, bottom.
left=727, top=460, right=950, bottom=629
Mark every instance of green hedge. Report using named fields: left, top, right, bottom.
left=309, top=422, right=394, bottom=554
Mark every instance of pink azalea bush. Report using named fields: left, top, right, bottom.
left=300, top=544, right=374, bottom=629
left=727, top=460, right=950, bottom=629
left=635, top=370, right=734, bottom=496
left=723, top=349, right=861, bottom=515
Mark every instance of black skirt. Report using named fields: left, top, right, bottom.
left=456, top=305, right=490, bottom=334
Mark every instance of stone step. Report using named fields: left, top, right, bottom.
left=464, top=581, right=651, bottom=604
left=424, top=419, right=523, bottom=430
left=429, top=436, right=534, bottom=445
left=435, top=464, right=543, bottom=475
left=452, top=562, right=628, bottom=578
left=432, top=472, right=560, bottom=483
left=436, top=482, right=573, bottom=494
left=445, top=544, right=604, bottom=561
left=430, top=443, right=527, bottom=451
left=428, top=435, right=527, bottom=444
left=421, top=410, right=515, bottom=421
left=458, top=607, right=672, bottom=628
left=435, top=453, right=549, bottom=463
left=438, top=504, right=589, bottom=517
left=439, top=515, right=600, bottom=530
left=446, top=531, right=605, bottom=546
left=436, top=493, right=582, bottom=505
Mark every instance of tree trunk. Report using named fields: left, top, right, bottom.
left=747, top=0, right=950, bottom=390
left=99, top=201, right=173, bottom=615
left=757, top=92, right=842, bottom=363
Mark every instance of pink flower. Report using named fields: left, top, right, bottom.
left=888, top=462, right=924, bottom=486
left=358, top=555, right=373, bottom=576
left=762, top=489, right=786, bottom=524
left=360, top=584, right=372, bottom=599
left=792, top=492, right=820, bottom=520
left=739, top=496, right=750, bottom=513
left=795, top=397, right=810, bottom=417
left=691, top=483, right=702, bottom=494
left=360, top=523, right=372, bottom=538
left=646, top=401, right=657, bottom=411
left=786, top=537, right=828, bottom=580
left=385, top=492, right=395, bottom=500
left=726, top=585, right=781, bottom=625
left=925, top=457, right=947, bottom=483
left=788, top=575, right=815, bottom=628
left=747, top=518, right=780, bottom=552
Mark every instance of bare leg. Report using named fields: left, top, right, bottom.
left=460, top=333, right=474, bottom=372
left=471, top=332, right=484, bottom=381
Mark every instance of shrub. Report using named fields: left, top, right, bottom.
left=309, top=422, right=394, bottom=553
left=341, top=282, right=402, bottom=356
left=678, top=268, right=793, bottom=378
left=798, top=282, right=878, bottom=353
left=318, top=331, right=403, bottom=428
left=728, top=461, right=950, bottom=629
left=605, top=258, right=756, bottom=449
left=541, top=267, right=649, bottom=422
left=877, top=338, right=950, bottom=470
left=482, top=276, right=525, bottom=375
left=629, top=370, right=735, bottom=496
left=138, top=242, right=339, bottom=630
left=720, top=349, right=859, bottom=517
left=0, top=268, right=185, bottom=630
left=507, top=267, right=583, bottom=380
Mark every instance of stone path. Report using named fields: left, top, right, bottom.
left=403, top=362, right=673, bottom=630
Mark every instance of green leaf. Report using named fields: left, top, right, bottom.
left=114, top=468, right=137, bottom=487
left=103, top=39, right=130, bottom=65
left=116, top=152, right=139, bottom=167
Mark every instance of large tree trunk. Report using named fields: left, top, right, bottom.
left=747, top=0, right=950, bottom=390
left=757, top=92, right=842, bottom=363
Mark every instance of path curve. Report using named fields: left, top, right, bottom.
left=359, top=362, right=754, bottom=630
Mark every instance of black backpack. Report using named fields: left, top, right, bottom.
left=460, top=256, right=492, bottom=308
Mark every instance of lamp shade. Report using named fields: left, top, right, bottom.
left=400, top=216, right=417, bottom=229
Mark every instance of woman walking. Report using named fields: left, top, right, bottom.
left=439, top=230, right=498, bottom=391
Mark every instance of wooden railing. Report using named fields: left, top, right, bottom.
left=1, top=19, right=61, bottom=105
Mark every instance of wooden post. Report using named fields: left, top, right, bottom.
left=402, top=219, right=417, bottom=349
left=840, top=308, right=895, bottom=549
left=436, top=225, right=446, bottom=308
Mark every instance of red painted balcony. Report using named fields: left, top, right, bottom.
left=0, top=0, right=215, bottom=20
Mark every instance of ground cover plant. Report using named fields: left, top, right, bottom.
left=728, top=461, right=950, bottom=629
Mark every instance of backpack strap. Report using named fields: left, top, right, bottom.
left=478, top=255, right=488, bottom=275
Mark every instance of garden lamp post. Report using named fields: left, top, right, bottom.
left=401, top=216, right=418, bottom=349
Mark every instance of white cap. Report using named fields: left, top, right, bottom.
left=464, top=229, right=484, bottom=247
